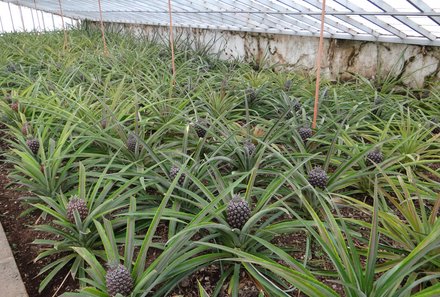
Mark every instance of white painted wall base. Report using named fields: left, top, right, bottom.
left=98, top=22, right=440, bottom=89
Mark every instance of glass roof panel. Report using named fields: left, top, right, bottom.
left=0, top=0, right=438, bottom=46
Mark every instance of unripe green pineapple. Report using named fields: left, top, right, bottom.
left=227, top=194, right=251, bottom=230
left=26, top=137, right=39, bottom=155
left=105, top=264, right=133, bottom=297
left=66, top=196, right=88, bottom=223
left=308, top=167, right=328, bottom=189
left=366, top=149, right=383, bottom=166
left=298, top=127, right=313, bottom=142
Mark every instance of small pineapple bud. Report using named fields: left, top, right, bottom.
left=21, top=122, right=30, bottom=136
left=106, top=264, right=133, bottom=297
left=66, top=197, right=88, bottom=223
left=432, top=118, right=440, bottom=135
left=366, top=149, right=383, bottom=166
left=126, top=133, right=138, bottom=153
left=292, top=100, right=301, bottom=113
left=308, top=167, right=328, bottom=189
left=284, top=79, right=292, bottom=91
left=26, top=138, right=39, bottom=155
left=100, top=119, right=107, bottom=129
left=243, top=140, right=256, bottom=156
left=245, top=88, right=257, bottom=103
left=428, top=163, right=440, bottom=170
left=194, top=119, right=209, bottom=138
left=169, top=165, right=185, bottom=185
left=298, top=127, right=313, bottom=142
left=5, top=93, right=12, bottom=102
left=10, top=101, right=19, bottom=112
left=227, top=194, right=251, bottom=230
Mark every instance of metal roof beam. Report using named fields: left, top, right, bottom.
left=228, top=0, right=327, bottom=33
left=367, top=0, right=436, bottom=41
left=273, top=0, right=359, bottom=35
left=333, top=0, right=407, bottom=39
left=406, top=0, right=440, bottom=26
left=301, top=0, right=380, bottom=37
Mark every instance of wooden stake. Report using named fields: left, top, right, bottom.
left=168, top=0, right=176, bottom=85
left=312, top=0, right=327, bottom=129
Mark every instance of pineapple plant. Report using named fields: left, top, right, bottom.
left=66, top=196, right=88, bottom=223
left=298, top=127, right=313, bottom=142
left=169, top=165, right=185, bottom=185
left=194, top=119, right=209, bottom=138
left=26, top=137, right=39, bottom=155
left=105, top=264, right=133, bottom=297
left=243, top=140, right=256, bottom=156
left=227, top=194, right=251, bottom=230
left=308, top=167, right=328, bottom=189
left=366, top=148, right=383, bottom=166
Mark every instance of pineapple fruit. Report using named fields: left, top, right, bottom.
left=10, top=101, right=19, bottom=112
left=366, top=149, right=383, bottom=166
left=105, top=264, right=133, bottom=297
left=169, top=165, right=185, bottom=185
left=308, top=167, right=328, bottom=189
left=21, top=122, right=30, bottom=136
left=243, top=140, right=256, bottom=156
left=298, top=127, right=313, bottom=142
left=194, top=119, right=209, bottom=138
left=66, top=196, right=88, bottom=223
left=227, top=194, right=251, bottom=230
left=26, top=138, right=39, bottom=155
left=432, top=118, right=440, bottom=134
left=126, top=133, right=138, bottom=153
left=245, top=88, right=257, bottom=104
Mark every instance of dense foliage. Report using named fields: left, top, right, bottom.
left=0, top=28, right=439, bottom=297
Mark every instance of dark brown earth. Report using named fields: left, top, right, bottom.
left=0, top=124, right=78, bottom=297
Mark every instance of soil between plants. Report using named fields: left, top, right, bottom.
left=0, top=124, right=348, bottom=297
left=0, top=124, right=78, bottom=297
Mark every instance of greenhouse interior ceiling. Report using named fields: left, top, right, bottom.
left=1, top=0, right=440, bottom=46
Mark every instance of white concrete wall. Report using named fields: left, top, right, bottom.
left=100, top=22, right=440, bottom=88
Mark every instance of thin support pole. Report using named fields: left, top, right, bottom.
left=30, top=6, right=36, bottom=31
left=57, top=0, right=68, bottom=50
left=8, top=3, right=16, bottom=32
left=41, top=11, right=46, bottom=31
left=18, top=4, right=26, bottom=31
left=168, top=0, right=176, bottom=85
left=0, top=16, right=4, bottom=33
left=97, top=0, right=109, bottom=56
left=33, top=0, right=41, bottom=31
left=312, top=0, right=326, bottom=130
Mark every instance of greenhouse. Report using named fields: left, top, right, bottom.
left=0, top=0, right=439, bottom=296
